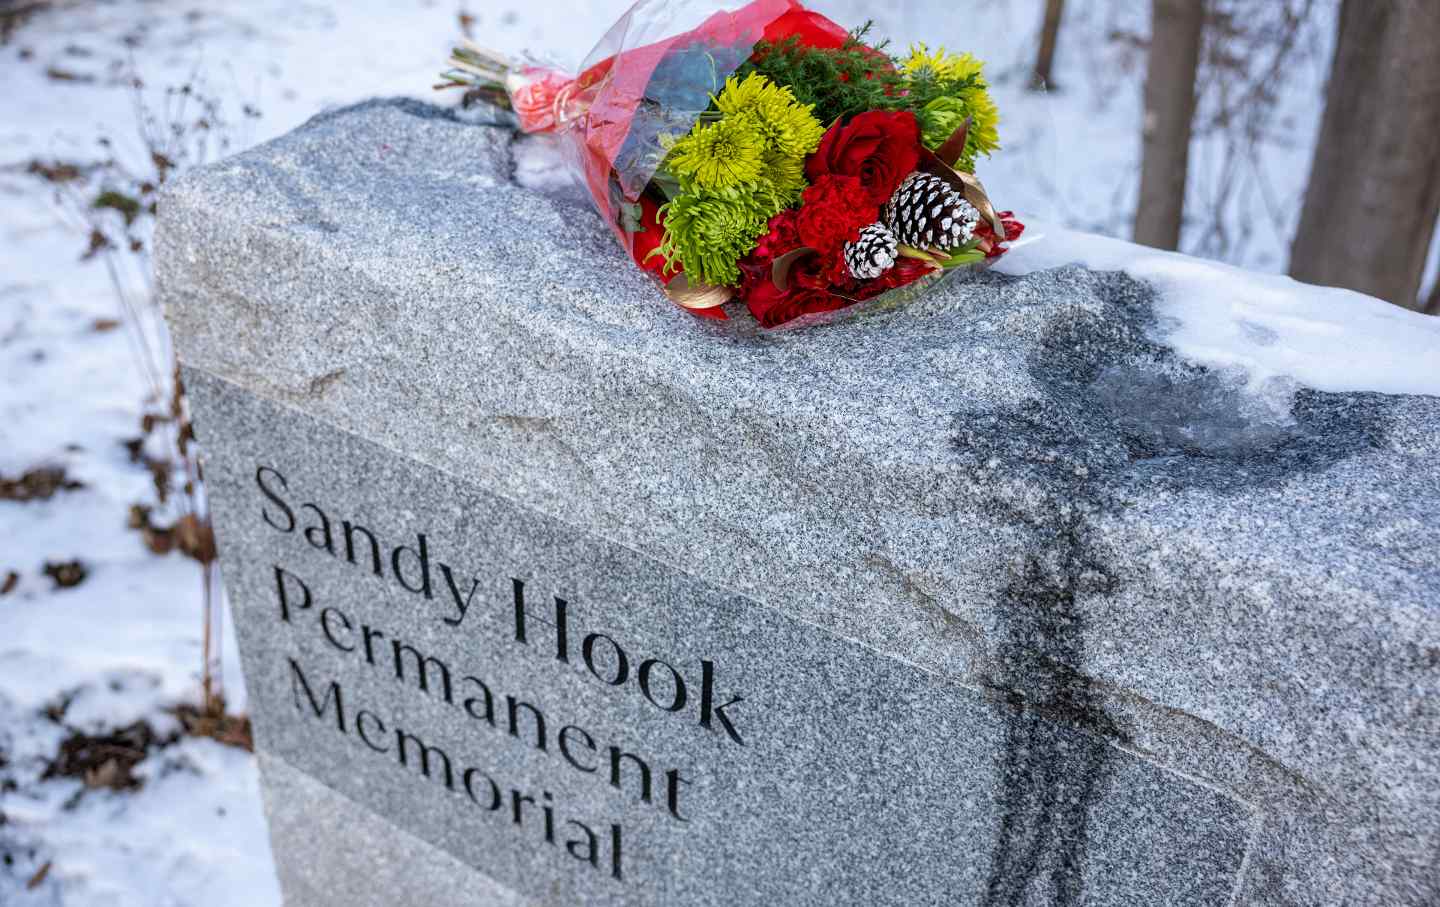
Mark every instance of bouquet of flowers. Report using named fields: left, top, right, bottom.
left=439, top=0, right=1023, bottom=328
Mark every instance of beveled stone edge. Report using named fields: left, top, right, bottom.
left=257, top=751, right=531, bottom=907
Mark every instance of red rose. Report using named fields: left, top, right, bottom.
left=785, top=243, right=849, bottom=293
left=796, top=174, right=877, bottom=257
left=806, top=111, right=921, bottom=206
left=741, top=242, right=853, bottom=328
left=745, top=248, right=937, bottom=327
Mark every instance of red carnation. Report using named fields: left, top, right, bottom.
left=739, top=209, right=800, bottom=292
left=751, top=208, right=802, bottom=267
left=736, top=150, right=948, bottom=328
left=806, top=110, right=921, bottom=206
left=796, top=174, right=877, bottom=256
left=738, top=208, right=847, bottom=328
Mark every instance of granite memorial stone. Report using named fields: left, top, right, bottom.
left=157, top=99, right=1440, bottom=906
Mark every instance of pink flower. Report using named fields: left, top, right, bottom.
left=511, top=69, right=574, bottom=133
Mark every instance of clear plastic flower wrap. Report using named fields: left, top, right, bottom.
left=439, top=0, right=1024, bottom=329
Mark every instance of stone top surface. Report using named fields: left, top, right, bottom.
left=158, top=99, right=1440, bottom=901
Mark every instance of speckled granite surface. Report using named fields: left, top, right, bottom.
left=158, top=99, right=1440, bottom=906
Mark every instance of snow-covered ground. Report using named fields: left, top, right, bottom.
left=0, top=1, right=1435, bottom=904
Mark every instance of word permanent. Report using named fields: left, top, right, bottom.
left=256, top=465, right=746, bottom=745
left=273, top=566, right=693, bottom=822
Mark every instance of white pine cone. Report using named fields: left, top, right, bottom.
left=883, top=172, right=980, bottom=252
left=844, top=223, right=899, bottom=281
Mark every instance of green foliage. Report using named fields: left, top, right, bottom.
left=738, top=30, right=910, bottom=125
left=739, top=27, right=1001, bottom=170
left=938, top=240, right=985, bottom=269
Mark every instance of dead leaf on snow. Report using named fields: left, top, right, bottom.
left=84, top=759, right=124, bottom=790
left=25, top=159, right=84, bottom=183
left=26, top=860, right=51, bottom=890
left=175, top=513, right=216, bottom=564
left=45, top=66, right=93, bottom=83
left=0, top=466, right=84, bottom=502
left=173, top=701, right=254, bottom=753
left=42, top=560, right=86, bottom=589
left=43, top=721, right=162, bottom=792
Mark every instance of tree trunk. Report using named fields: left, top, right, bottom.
left=1032, top=0, right=1066, bottom=90
left=1133, top=0, right=1206, bottom=250
left=1426, top=272, right=1440, bottom=315
left=1290, top=0, right=1440, bottom=310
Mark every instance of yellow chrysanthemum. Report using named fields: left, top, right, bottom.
left=715, top=72, right=825, bottom=159
left=666, top=117, right=765, bottom=192
left=714, top=72, right=790, bottom=118
left=960, top=88, right=1001, bottom=155
left=902, top=44, right=986, bottom=85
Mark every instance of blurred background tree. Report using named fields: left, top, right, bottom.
left=1289, top=0, right=1440, bottom=312
left=1031, top=0, right=1067, bottom=89
left=1134, top=0, right=1206, bottom=250
left=1122, top=0, right=1438, bottom=309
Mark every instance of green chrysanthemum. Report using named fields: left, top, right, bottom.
left=918, top=92, right=1001, bottom=171
left=657, top=188, right=775, bottom=287
left=715, top=72, right=825, bottom=159
left=653, top=73, right=823, bottom=286
left=667, top=117, right=765, bottom=192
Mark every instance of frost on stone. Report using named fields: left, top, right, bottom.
left=510, top=131, right=587, bottom=203
left=1091, top=364, right=1300, bottom=459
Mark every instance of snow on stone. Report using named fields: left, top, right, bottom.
left=1000, top=223, right=1440, bottom=397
